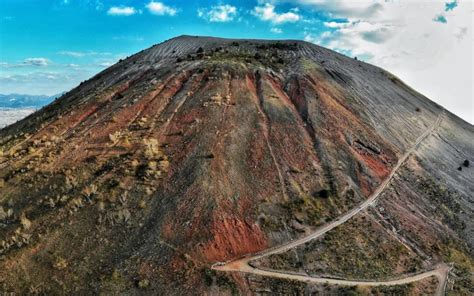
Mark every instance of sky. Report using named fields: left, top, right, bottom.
left=0, top=0, right=472, bottom=123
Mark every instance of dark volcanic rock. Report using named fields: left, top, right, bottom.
left=0, top=35, right=472, bottom=295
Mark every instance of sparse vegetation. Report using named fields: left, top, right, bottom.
left=440, top=242, right=474, bottom=295
left=137, top=279, right=149, bottom=289
left=19, top=213, right=31, bottom=230
left=401, top=169, right=465, bottom=232
left=53, top=257, right=68, bottom=270
left=0, top=36, right=471, bottom=296
left=256, top=42, right=298, bottom=50
left=259, top=215, right=423, bottom=280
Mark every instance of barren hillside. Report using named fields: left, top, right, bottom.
left=0, top=36, right=472, bottom=295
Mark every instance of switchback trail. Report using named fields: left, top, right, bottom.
left=213, top=112, right=450, bottom=295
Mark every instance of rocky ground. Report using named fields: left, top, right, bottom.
left=0, top=36, right=472, bottom=295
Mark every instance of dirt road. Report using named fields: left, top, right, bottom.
left=213, top=113, right=449, bottom=295
left=214, top=261, right=450, bottom=296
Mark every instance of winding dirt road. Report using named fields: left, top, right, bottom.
left=215, top=261, right=451, bottom=296
left=213, top=113, right=450, bottom=295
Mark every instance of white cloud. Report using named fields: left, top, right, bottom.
left=283, top=0, right=383, bottom=18
left=58, top=51, right=85, bottom=58
left=453, top=26, right=467, bottom=40
left=318, top=20, right=395, bottom=47
left=58, top=51, right=112, bottom=57
left=107, top=6, right=137, bottom=16
left=323, top=21, right=347, bottom=28
left=303, top=32, right=321, bottom=44
left=146, top=1, right=177, bottom=16
left=0, top=72, right=69, bottom=94
left=23, top=58, right=49, bottom=67
left=198, top=4, right=237, bottom=22
left=253, top=3, right=300, bottom=24
left=1, top=72, right=62, bottom=82
left=271, top=27, right=283, bottom=33
left=99, top=62, right=114, bottom=67
left=0, top=68, right=99, bottom=96
left=301, top=0, right=473, bottom=123
left=0, top=109, right=36, bottom=129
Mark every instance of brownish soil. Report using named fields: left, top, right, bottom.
left=0, top=36, right=472, bottom=295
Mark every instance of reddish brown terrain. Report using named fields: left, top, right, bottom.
left=0, top=36, right=472, bottom=295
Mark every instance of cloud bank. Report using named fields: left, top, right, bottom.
left=198, top=4, right=237, bottom=22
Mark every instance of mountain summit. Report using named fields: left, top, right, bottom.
left=0, top=36, right=472, bottom=295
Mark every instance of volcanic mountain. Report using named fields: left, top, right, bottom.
left=0, top=36, right=472, bottom=295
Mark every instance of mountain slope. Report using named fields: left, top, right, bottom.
left=0, top=36, right=472, bottom=295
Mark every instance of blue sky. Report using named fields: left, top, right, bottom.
left=0, top=0, right=472, bottom=123
left=0, top=0, right=336, bottom=95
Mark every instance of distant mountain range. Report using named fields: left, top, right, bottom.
left=0, top=93, right=63, bottom=109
